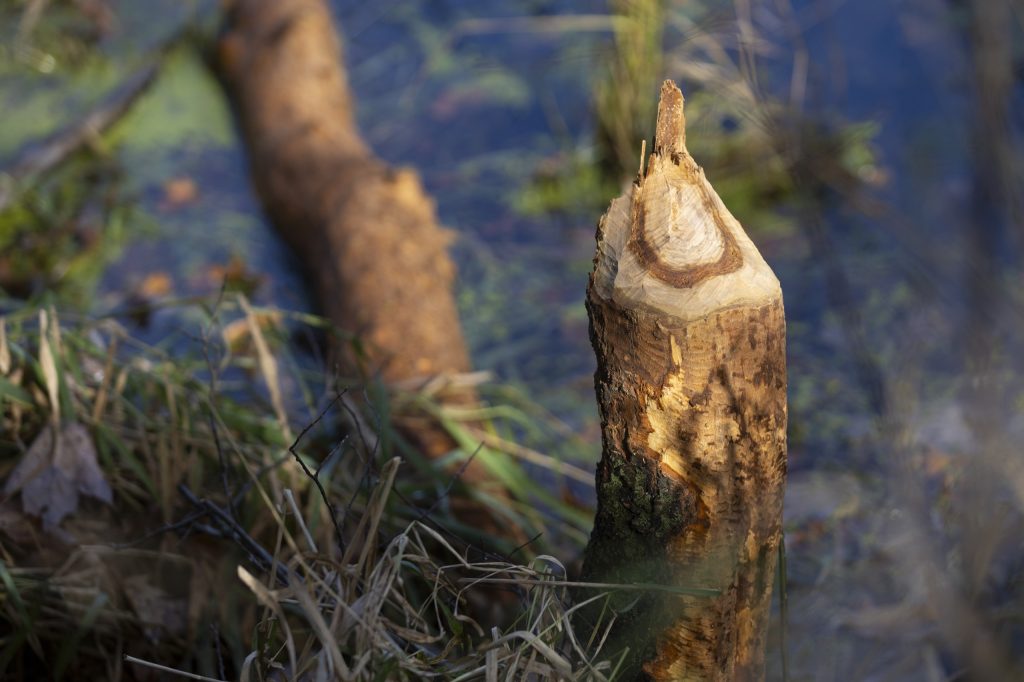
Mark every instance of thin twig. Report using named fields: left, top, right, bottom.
left=455, top=576, right=719, bottom=597
left=412, top=443, right=485, bottom=525
left=207, top=413, right=235, bottom=517
left=288, top=391, right=348, bottom=553
left=339, top=387, right=383, bottom=519
left=229, top=450, right=293, bottom=508
left=124, top=655, right=226, bottom=682
left=508, top=531, right=544, bottom=559
left=197, top=286, right=236, bottom=515
left=178, top=484, right=291, bottom=587
left=779, top=535, right=790, bottom=682
left=387, top=443, right=516, bottom=564
left=111, top=510, right=207, bottom=549
left=210, top=623, right=227, bottom=682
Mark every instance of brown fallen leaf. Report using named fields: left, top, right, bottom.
left=137, top=272, right=173, bottom=299
left=161, top=176, right=198, bottom=209
left=205, top=255, right=265, bottom=295
left=4, top=422, right=113, bottom=530
left=122, top=574, right=188, bottom=643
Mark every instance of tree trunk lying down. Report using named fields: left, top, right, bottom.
left=581, top=82, right=787, bottom=681
left=217, top=0, right=495, bottom=487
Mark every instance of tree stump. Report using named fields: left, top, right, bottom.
left=580, top=81, right=787, bottom=681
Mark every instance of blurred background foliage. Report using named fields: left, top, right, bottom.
left=1, top=0, right=1023, bottom=679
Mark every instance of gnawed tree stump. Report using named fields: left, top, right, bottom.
left=580, top=82, right=787, bottom=681
left=216, top=0, right=498, bottom=490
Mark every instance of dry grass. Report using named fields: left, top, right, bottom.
left=0, top=298, right=616, bottom=680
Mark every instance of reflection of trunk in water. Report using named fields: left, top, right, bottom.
left=962, top=0, right=1016, bottom=429
left=953, top=1, right=1022, bottom=678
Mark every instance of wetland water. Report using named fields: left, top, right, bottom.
left=2, top=0, right=1022, bottom=679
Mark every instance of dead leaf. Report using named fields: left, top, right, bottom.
left=137, top=272, right=173, bottom=299
left=123, top=574, right=188, bottom=643
left=161, top=177, right=198, bottom=208
left=205, top=255, right=264, bottom=295
left=4, top=422, right=113, bottom=530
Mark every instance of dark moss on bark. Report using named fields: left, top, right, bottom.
left=587, top=454, right=693, bottom=583
left=577, top=453, right=698, bottom=680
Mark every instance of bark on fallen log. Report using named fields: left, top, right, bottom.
left=216, top=0, right=493, bottom=486
left=580, top=81, right=787, bottom=681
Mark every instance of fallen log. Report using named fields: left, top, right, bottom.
left=216, top=0, right=494, bottom=487
left=580, top=81, right=787, bottom=680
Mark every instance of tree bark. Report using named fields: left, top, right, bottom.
left=216, top=0, right=492, bottom=484
left=580, top=81, right=787, bottom=681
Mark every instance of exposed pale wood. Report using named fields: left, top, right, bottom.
left=217, top=0, right=498, bottom=489
left=581, top=81, right=787, bottom=681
